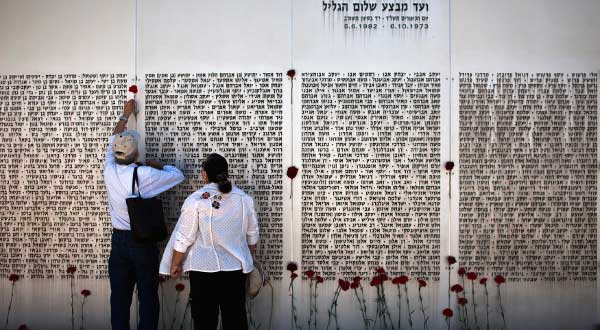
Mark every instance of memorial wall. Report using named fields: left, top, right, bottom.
left=0, top=0, right=599, bottom=329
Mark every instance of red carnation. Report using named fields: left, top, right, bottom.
left=8, top=274, right=18, bottom=282
left=446, top=256, right=457, bottom=265
left=370, top=276, right=382, bottom=287
left=392, top=277, right=401, bottom=285
left=339, top=279, right=350, bottom=291
left=445, top=161, right=455, bottom=171
left=418, top=279, right=427, bottom=288
left=291, top=273, right=298, bottom=279
left=480, top=277, right=488, bottom=285
left=352, top=276, right=361, bottom=283
left=458, top=297, right=468, bottom=306
left=175, top=283, right=185, bottom=292
left=18, top=325, right=28, bottom=330
left=450, top=284, right=464, bottom=293
left=379, top=274, right=389, bottom=282
left=66, top=266, right=77, bottom=274
left=287, top=262, right=298, bottom=272
left=315, top=276, right=324, bottom=284
left=286, top=166, right=299, bottom=179
left=81, top=289, right=91, bottom=297
left=201, top=192, right=210, bottom=199
left=494, top=275, right=506, bottom=285
left=458, top=268, right=466, bottom=276
left=304, top=270, right=315, bottom=278
left=376, top=267, right=385, bottom=274
left=286, top=69, right=296, bottom=79
left=128, top=85, right=138, bottom=94
left=398, top=275, right=409, bottom=285
left=467, top=272, right=477, bottom=281
left=442, top=308, right=453, bottom=318
left=350, top=281, right=359, bottom=289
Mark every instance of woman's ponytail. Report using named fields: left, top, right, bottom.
left=215, top=172, right=232, bottom=193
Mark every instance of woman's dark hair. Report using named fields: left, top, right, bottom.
left=202, top=153, right=232, bottom=193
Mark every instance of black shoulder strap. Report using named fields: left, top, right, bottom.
left=132, top=166, right=140, bottom=196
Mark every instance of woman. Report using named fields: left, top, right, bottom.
left=159, top=153, right=259, bottom=330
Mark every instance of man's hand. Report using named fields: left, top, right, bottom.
left=145, top=160, right=164, bottom=170
left=170, top=262, right=183, bottom=278
left=124, top=99, right=136, bottom=118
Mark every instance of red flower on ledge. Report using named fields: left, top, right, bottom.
left=66, top=266, right=77, bottom=274
left=304, top=270, right=315, bottom=278
left=128, top=85, right=138, bottom=94
left=458, top=297, right=468, bottom=306
left=286, top=166, right=299, bottom=179
left=446, top=256, right=457, bottom=265
left=418, top=279, right=427, bottom=288
left=450, top=284, right=464, bottom=293
left=480, top=277, right=488, bottom=285
left=338, top=279, right=350, bottom=291
left=442, top=308, right=453, bottom=318
left=494, top=275, right=506, bottom=285
left=444, top=161, right=455, bottom=171
left=8, top=274, right=19, bottom=282
left=458, top=268, right=466, bottom=276
left=81, top=289, right=91, bottom=297
left=286, top=262, right=298, bottom=273
left=315, top=276, right=324, bottom=284
left=286, top=69, right=296, bottom=79
left=467, top=272, right=478, bottom=281
left=370, top=276, right=382, bottom=287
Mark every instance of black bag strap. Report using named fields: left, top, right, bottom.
left=131, top=166, right=142, bottom=197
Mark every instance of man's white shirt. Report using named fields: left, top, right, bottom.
left=103, top=135, right=185, bottom=230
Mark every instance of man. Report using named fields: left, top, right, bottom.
left=104, top=99, right=185, bottom=330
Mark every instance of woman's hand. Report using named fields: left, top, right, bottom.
left=170, top=263, right=183, bottom=278
left=171, top=250, right=186, bottom=278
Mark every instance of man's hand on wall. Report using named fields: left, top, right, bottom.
left=124, top=99, right=136, bottom=117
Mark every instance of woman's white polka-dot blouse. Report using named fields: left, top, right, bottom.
left=159, top=183, right=259, bottom=274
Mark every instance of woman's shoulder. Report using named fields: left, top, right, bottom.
left=181, top=185, right=218, bottom=209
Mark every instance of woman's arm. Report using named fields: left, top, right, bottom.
left=169, top=197, right=200, bottom=278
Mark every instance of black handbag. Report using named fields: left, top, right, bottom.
left=126, top=166, right=168, bottom=243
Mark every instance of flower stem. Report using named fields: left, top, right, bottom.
left=418, top=286, right=428, bottom=330
left=484, top=284, right=490, bottom=330
left=4, top=283, right=15, bottom=330
left=471, top=280, right=480, bottom=330
left=497, top=285, right=507, bottom=330
left=354, top=288, right=369, bottom=330
left=80, top=297, right=86, bottom=330
left=70, top=276, right=75, bottom=330
left=380, top=284, right=394, bottom=330
left=314, top=281, right=319, bottom=330
left=461, top=277, right=470, bottom=330
left=403, top=284, right=413, bottom=330
left=327, top=287, right=340, bottom=330
left=396, top=285, right=402, bottom=330
left=308, top=279, right=313, bottom=330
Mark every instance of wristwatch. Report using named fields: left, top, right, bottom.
left=119, top=115, right=129, bottom=122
